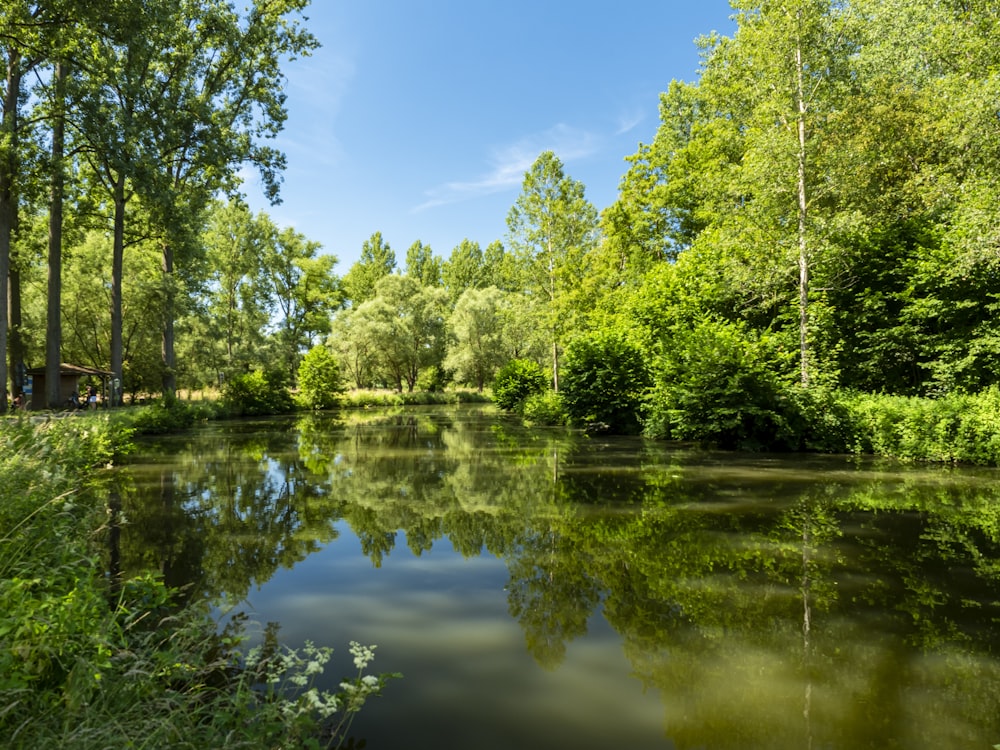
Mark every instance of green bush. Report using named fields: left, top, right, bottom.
left=297, top=345, right=344, bottom=410
left=560, top=330, right=651, bottom=434
left=416, top=365, right=448, bottom=393
left=492, top=359, right=547, bottom=412
left=644, top=319, right=798, bottom=450
left=125, top=400, right=217, bottom=433
left=222, top=368, right=294, bottom=416
left=521, top=390, right=566, bottom=426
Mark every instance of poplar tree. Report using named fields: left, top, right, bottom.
left=506, top=151, right=597, bottom=392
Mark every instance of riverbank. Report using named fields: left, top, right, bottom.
left=0, top=414, right=394, bottom=749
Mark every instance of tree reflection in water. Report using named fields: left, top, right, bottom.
left=110, top=406, right=1000, bottom=749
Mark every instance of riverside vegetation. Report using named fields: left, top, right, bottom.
left=3, top=340, right=1000, bottom=748
left=0, top=409, right=398, bottom=749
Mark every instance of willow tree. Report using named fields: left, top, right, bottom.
left=506, top=151, right=597, bottom=392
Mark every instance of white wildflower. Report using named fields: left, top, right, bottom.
left=349, top=641, right=376, bottom=670
left=304, top=659, right=323, bottom=676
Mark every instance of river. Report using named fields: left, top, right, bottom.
left=113, top=405, right=1000, bottom=749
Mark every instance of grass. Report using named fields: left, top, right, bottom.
left=0, top=413, right=397, bottom=749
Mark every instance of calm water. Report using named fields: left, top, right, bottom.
left=111, top=406, right=1000, bottom=749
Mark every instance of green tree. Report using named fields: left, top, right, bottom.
left=404, top=240, right=441, bottom=287
left=342, top=231, right=396, bottom=305
left=359, top=274, right=447, bottom=392
left=444, top=286, right=508, bottom=391
left=264, top=225, right=340, bottom=383
left=441, top=238, right=485, bottom=303
left=506, top=151, right=598, bottom=392
left=191, top=201, right=273, bottom=383
left=328, top=306, right=379, bottom=390
left=297, top=343, right=343, bottom=410
left=68, top=0, right=316, bottom=401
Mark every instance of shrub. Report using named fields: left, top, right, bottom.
left=521, top=390, right=566, bottom=425
left=492, top=359, right=547, bottom=412
left=644, top=319, right=798, bottom=450
left=560, top=330, right=651, bottom=434
left=297, top=345, right=344, bottom=410
left=223, top=369, right=294, bottom=416
left=416, top=365, right=448, bottom=393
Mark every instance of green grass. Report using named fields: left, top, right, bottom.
left=0, top=413, right=396, bottom=749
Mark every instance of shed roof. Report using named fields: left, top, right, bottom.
left=25, top=363, right=115, bottom=377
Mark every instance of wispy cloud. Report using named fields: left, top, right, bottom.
left=278, top=53, right=356, bottom=168
left=413, top=123, right=600, bottom=212
left=615, top=108, right=646, bottom=136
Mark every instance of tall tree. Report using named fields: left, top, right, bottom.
left=358, top=274, right=447, bottom=392
left=444, top=286, right=509, bottom=392
left=506, top=151, right=598, bottom=391
left=71, top=0, right=317, bottom=401
left=404, top=240, right=441, bottom=287
left=196, top=201, right=273, bottom=380
left=0, top=1, right=49, bottom=408
left=264, top=225, right=340, bottom=382
left=441, top=238, right=486, bottom=304
left=342, top=231, right=396, bottom=305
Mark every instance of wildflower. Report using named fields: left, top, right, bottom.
left=304, top=659, right=323, bottom=676
left=349, top=641, right=376, bottom=670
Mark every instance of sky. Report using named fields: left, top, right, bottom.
left=243, top=1, right=736, bottom=272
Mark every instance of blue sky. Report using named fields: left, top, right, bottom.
left=244, top=1, right=736, bottom=271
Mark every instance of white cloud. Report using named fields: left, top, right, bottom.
left=413, top=123, right=600, bottom=212
left=615, top=108, right=646, bottom=136
left=279, top=52, right=356, bottom=168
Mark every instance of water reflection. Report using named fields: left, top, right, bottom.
left=111, top=406, right=1000, bottom=749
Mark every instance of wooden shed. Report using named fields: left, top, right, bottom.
left=24, top=363, right=114, bottom=410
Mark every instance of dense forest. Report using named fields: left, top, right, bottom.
left=3, top=1, right=1000, bottom=446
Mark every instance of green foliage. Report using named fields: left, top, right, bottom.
left=222, top=369, right=294, bottom=416
left=0, top=414, right=398, bottom=749
left=645, top=320, right=798, bottom=450
left=560, top=330, right=651, bottom=434
left=297, top=345, right=344, bottom=410
left=416, top=365, right=447, bottom=393
left=125, top=400, right=216, bottom=434
left=492, top=359, right=548, bottom=412
left=839, top=388, right=1000, bottom=465
left=521, top=390, right=566, bottom=426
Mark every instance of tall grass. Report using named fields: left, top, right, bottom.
left=0, top=413, right=396, bottom=748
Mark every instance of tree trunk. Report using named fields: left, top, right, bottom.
left=111, top=176, right=126, bottom=388
left=0, top=51, right=19, bottom=411
left=8, top=264, right=22, bottom=396
left=46, top=61, right=67, bottom=408
left=795, top=26, right=810, bottom=387
left=161, top=242, right=176, bottom=402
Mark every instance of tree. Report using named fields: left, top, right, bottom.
left=444, top=286, right=508, bottom=391
left=69, top=0, right=317, bottom=402
left=506, top=151, right=598, bottom=392
left=264, top=225, right=340, bottom=383
left=329, top=306, right=379, bottom=390
left=358, top=274, right=447, bottom=392
left=441, top=238, right=485, bottom=303
left=297, top=343, right=343, bottom=410
left=342, top=231, right=396, bottom=305
left=404, top=240, right=441, bottom=287
left=193, top=201, right=274, bottom=382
